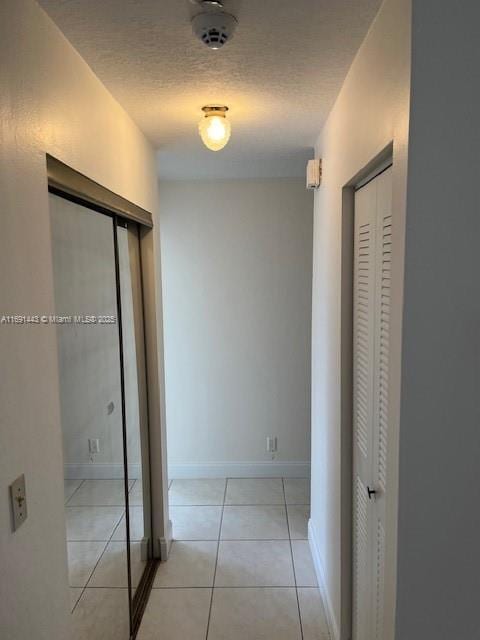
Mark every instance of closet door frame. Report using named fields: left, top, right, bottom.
left=351, top=164, right=392, bottom=640
left=337, top=145, right=397, bottom=640
left=47, top=155, right=168, bottom=639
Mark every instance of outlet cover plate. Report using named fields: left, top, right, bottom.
left=89, top=438, right=100, bottom=454
left=10, top=474, right=27, bottom=531
left=266, top=436, right=278, bottom=453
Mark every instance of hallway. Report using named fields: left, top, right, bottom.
left=4, top=1, right=478, bottom=639
left=138, top=478, right=329, bottom=640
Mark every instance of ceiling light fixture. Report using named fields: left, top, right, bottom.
left=198, top=105, right=231, bottom=151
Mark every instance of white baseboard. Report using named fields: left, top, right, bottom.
left=168, top=461, right=311, bottom=479
left=64, top=463, right=142, bottom=480
left=308, top=518, right=340, bottom=640
left=66, top=461, right=309, bottom=481
left=156, top=519, right=173, bottom=562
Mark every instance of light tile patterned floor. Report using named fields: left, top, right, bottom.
left=138, top=477, right=330, bottom=640
left=64, top=477, right=329, bottom=640
left=63, top=477, right=145, bottom=632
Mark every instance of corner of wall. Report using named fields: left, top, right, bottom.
left=308, top=519, right=341, bottom=640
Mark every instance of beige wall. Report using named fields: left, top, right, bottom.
left=50, top=197, right=142, bottom=478
left=0, top=1, right=159, bottom=638
left=310, top=0, right=411, bottom=637
left=160, top=178, right=313, bottom=477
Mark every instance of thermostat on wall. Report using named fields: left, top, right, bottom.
left=306, top=158, right=322, bottom=189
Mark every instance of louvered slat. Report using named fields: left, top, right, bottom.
left=355, top=222, right=371, bottom=459
left=353, top=475, right=369, bottom=640
left=377, top=214, right=391, bottom=491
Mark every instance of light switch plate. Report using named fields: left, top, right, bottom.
left=10, top=474, right=27, bottom=531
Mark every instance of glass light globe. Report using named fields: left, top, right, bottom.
left=199, top=108, right=231, bottom=151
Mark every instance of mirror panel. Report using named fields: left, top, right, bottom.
left=50, top=194, right=139, bottom=640
left=117, top=223, right=152, bottom=606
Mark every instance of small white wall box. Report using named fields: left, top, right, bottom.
left=306, top=158, right=322, bottom=189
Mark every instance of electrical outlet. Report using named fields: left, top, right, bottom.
left=89, top=438, right=100, bottom=454
left=266, top=436, right=278, bottom=453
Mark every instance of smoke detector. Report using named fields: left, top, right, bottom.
left=191, top=1, right=238, bottom=49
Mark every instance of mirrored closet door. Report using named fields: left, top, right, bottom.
left=49, top=190, right=153, bottom=640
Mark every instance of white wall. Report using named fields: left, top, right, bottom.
left=0, top=1, right=158, bottom=638
left=160, top=179, right=313, bottom=477
left=310, top=0, right=411, bottom=637
left=50, top=197, right=142, bottom=479
left=395, top=2, right=480, bottom=638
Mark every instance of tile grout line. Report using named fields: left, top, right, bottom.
left=169, top=503, right=309, bottom=508
left=66, top=504, right=134, bottom=508
left=73, top=507, right=125, bottom=611
left=152, top=585, right=316, bottom=590
left=73, top=585, right=130, bottom=590
left=67, top=478, right=96, bottom=613
left=162, top=480, right=310, bottom=624
left=169, top=476, right=307, bottom=480
left=282, top=478, right=305, bottom=640
left=171, top=537, right=292, bottom=542
left=65, top=479, right=86, bottom=507
left=149, top=479, right=311, bottom=635
left=69, top=479, right=128, bottom=614
left=204, top=477, right=228, bottom=640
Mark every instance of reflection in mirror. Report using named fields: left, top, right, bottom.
left=50, top=194, right=130, bottom=640
left=118, top=224, right=151, bottom=599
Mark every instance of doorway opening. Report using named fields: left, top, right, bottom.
left=352, top=163, right=392, bottom=640
left=339, top=148, right=394, bottom=640
left=151, top=177, right=321, bottom=638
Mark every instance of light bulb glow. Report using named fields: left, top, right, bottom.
left=199, top=107, right=231, bottom=151
left=206, top=116, right=227, bottom=142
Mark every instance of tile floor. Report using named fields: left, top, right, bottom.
left=138, top=477, right=330, bottom=640
left=63, top=476, right=145, bottom=635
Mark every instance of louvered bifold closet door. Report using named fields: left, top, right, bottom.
left=371, top=166, right=393, bottom=640
left=352, top=181, right=376, bottom=640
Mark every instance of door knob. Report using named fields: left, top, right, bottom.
left=367, top=486, right=377, bottom=500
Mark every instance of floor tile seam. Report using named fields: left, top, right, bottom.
left=204, top=478, right=228, bottom=640
left=66, top=503, right=129, bottom=508
left=217, top=539, right=293, bottom=543
left=213, top=581, right=298, bottom=588
left=74, top=585, right=129, bottom=590
left=170, top=503, right=294, bottom=507
left=67, top=539, right=109, bottom=587
left=66, top=478, right=138, bottom=506
left=151, top=581, right=317, bottom=590
left=225, top=476, right=285, bottom=480
left=73, top=504, right=125, bottom=609
left=168, top=477, right=309, bottom=481
left=282, top=478, right=305, bottom=640
left=174, top=537, right=292, bottom=542
left=67, top=538, right=123, bottom=543
left=152, top=585, right=300, bottom=590
left=67, top=478, right=98, bottom=613
left=65, top=505, right=127, bottom=510
left=65, top=479, right=86, bottom=506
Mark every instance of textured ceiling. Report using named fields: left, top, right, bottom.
left=39, top=0, right=381, bottom=178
